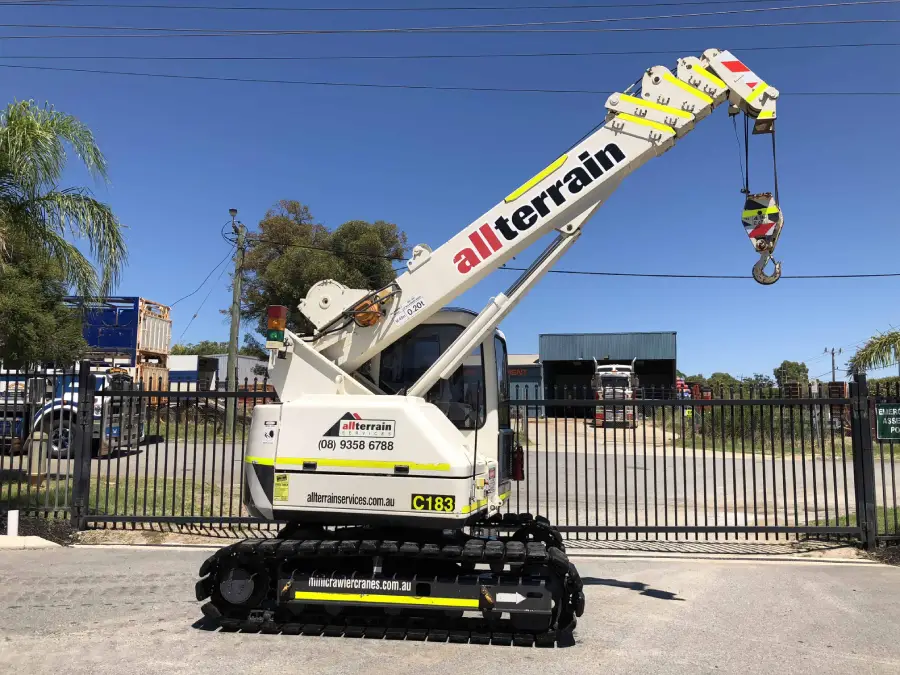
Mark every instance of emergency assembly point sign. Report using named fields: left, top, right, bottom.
left=875, top=404, right=900, bottom=441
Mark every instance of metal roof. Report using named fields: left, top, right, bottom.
left=539, top=332, right=676, bottom=362
left=508, top=353, right=540, bottom=366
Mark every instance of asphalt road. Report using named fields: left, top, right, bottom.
left=1, top=547, right=899, bottom=674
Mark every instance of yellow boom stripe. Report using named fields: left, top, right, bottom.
left=245, top=456, right=451, bottom=472
left=294, top=591, right=479, bottom=608
left=504, top=154, right=567, bottom=203
left=742, top=206, right=780, bottom=218
left=747, top=81, right=768, bottom=102
left=615, top=113, right=675, bottom=135
left=689, top=65, right=726, bottom=90
left=617, top=94, right=693, bottom=120
left=661, top=72, right=714, bottom=104
left=757, top=110, right=775, bottom=120
left=499, top=491, right=511, bottom=501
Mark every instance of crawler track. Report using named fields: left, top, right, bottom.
left=196, top=515, right=584, bottom=647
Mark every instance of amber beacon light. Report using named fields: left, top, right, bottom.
left=266, top=305, right=288, bottom=348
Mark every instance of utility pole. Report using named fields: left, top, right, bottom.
left=825, top=347, right=842, bottom=383
left=226, top=208, right=246, bottom=435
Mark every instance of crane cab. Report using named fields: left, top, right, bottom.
left=243, top=308, right=515, bottom=529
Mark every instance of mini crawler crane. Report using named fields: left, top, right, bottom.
left=196, top=49, right=785, bottom=645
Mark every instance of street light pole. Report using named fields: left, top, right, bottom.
left=825, top=347, right=842, bottom=383
left=226, top=208, right=246, bottom=435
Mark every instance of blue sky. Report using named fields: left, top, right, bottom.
left=2, top=1, right=898, bottom=380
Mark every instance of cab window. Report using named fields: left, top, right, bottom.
left=379, top=324, right=485, bottom=429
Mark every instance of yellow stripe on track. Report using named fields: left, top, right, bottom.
left=294, top=591, right=479, bottom=608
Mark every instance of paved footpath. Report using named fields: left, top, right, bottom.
left=1, top=546, right=899, bottom=675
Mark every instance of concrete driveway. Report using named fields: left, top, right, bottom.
left=1, top=546, right=898, bottom=674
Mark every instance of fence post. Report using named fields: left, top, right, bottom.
left=70, top=361, right=95, bottom=530
left=850, top=373, right=878, bottom=549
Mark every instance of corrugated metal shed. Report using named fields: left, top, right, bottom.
left=539, top=332, right=676, bottom=362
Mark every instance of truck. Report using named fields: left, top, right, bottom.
left=0, top=364, right=146, bottom=458
left=63, top=296, right=172, bottom=391
left=591, top=359, right=639, bottom=428
left=0, top=297, right=172, bottom=458
left=196, top=48, right=784, bottom=644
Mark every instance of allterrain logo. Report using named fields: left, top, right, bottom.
left=324, top=412, right=396, bottom=438
left=453, top=143, right=626, bottom=274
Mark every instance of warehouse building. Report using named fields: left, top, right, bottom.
left=540, top=332, right=677, bottom=398
left=508, top=354, right=543, bottom=418
left=168, top=354, right=267, bottom=390
left=508, top=354, right=541, bottom=399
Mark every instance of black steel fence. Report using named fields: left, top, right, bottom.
left=506, top=375, right=893, bottom=547
left=1, top=362, right=276, bottom=528
left=0, top=363, right=81, bottom=519
left=871, top=381, right=900, bottom=542
left=1, top=363, right=894, bottom=548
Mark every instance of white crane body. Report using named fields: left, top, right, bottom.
left=196, top=49, right=783, bottom=643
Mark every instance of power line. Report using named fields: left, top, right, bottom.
left=0, top=17, right=897, bottom=39
left=0, top=0, right=877, bottom=12
left=2, top=63, right=896, bottom=96
left=1, top=41, right=895, bottom=61
left=501, top=266, right=900, bottom=279
left=234, top=235, right=900, bottom=280
left=4, top=0, right=895, bottom=29
left=177, top=258, right=231, bottom=343
left=170, top=244, right=234, bottom=307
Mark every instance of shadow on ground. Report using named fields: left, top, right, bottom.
left=581, top=577, right=684, bottom=601
left=565, top=538, right=855, bottom=556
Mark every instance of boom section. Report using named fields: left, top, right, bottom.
left=306, top=49, right=777, bottom=371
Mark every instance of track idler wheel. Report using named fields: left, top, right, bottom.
left=212, top=558, right=270, bottom=611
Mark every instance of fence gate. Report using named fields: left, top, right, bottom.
left=506, top=376, right=887, bottom=546
left=871, top=381, right=900, bottom=545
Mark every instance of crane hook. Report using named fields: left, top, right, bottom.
left=752, top=252, right=781, bottom=285
left=742, top=192, right=783, bottom=285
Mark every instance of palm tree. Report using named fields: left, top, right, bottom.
left=0, top=100, right=126, bottom=295
left=847, top=330, right=900, bottom=375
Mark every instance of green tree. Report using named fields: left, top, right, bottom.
left=0, top=100, right=126, bottom=295
left=708, top=371, right=740, bottom=394
left=847, top=330, right=900, bottom=375
left=773, top=360, right=809, bottom=387
left=241, top=200, right=407, bottom=335
left=0, top=233, right=86, bottom=366
left=172, top=334, right=263, bottom=357
left=747, top=372, right=775, bottom=388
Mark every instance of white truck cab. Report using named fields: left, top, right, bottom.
left=591, top=359, right=639, bottom=428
